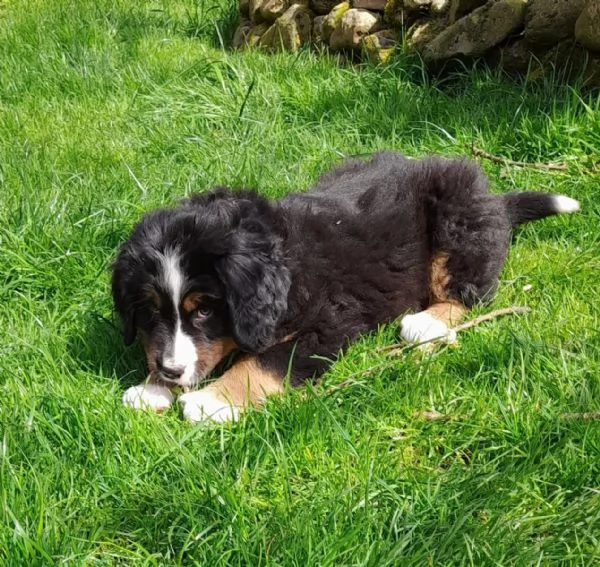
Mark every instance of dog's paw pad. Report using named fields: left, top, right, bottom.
left=179, top=390, right=240, bottom=423
left=122, top=383, right=174, bottom=412
left=400, top=312, right=456, bottom=345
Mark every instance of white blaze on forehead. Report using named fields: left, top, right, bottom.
left=162, top=250, right=185, bottom=305
left=159, top=249, right=198, bottom=385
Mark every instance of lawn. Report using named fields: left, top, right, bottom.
left=0, top=0, right=599, bottom=564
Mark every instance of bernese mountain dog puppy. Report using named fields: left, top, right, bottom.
left=112, top=152, right=579, bottom=422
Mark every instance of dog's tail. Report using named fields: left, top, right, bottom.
left=503, top=192, right=580, bottom=227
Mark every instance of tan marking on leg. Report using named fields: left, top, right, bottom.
left=202, top=356, right=284, bottom=409
left=194, top=337, right=238, bottom=377
left=428, top=252, right=467, bottom=326
left=425, top=301, right=466, bottom=327
left=429, top=252, right=451, bottom=303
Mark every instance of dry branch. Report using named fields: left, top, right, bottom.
left=321, top=305, right=531, bottom=396
left=376, top=305, right=531, bottom=355
left=559, top=412, right=600, bottom=421
left=452, top=306, right=531, bottom=332
left=470, top=145, right=569, bottom=172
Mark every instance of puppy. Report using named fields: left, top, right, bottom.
left=112, top=152, right=579, bottom=421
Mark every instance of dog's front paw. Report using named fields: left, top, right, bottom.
left=179, top=390, right=240, bottom=423
left=122, top=383, right=174, bottom=412
left=400, top=312, right=456, bottom=345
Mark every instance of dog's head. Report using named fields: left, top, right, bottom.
left=111, top=188, right=290, bottom=387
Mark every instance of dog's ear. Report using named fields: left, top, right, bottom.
left=120, top=308, right=137, bottom=346
left=111, top=251, right=138, bottom=346
left=216, top=224, right=290, bottom=353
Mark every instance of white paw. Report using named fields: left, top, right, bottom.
left=122, top=383, right=174, bottom=412
left=400, top=312, right=457, bottom=345
left=179, top=390, right=240, bottom=423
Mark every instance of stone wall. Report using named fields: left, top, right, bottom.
left=232, top=0, right=600, bottom=84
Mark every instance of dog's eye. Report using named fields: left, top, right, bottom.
left=193, top=306, right=212, bottom=324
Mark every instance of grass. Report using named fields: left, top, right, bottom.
left=1, top=0, right=599, bottom=564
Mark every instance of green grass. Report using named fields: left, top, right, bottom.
left=1, top=0, right=599, bottom=564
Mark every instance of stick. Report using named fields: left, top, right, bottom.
left=376, top=305, right=531, bottom=354
left=559, top=412, right=600, bottom=421
left=452, top=306, right=531, bottom=332
left=470, top=145, right=568, bottom=172
left=321, top=305, right=531, bottom=396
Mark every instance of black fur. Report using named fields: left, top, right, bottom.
left=112, top=152, right=575, bottom=386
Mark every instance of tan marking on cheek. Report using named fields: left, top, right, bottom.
left=182, top=292, right=203, bottom=314
left=425, top=301, right=466, bottom=327
left=195, top=338, right=238, bottom=375
left=429, top=252, right=451, bottom=303
left=203, top=357, right=284, bottom=408
left=141, top=333, right=159, bottom=374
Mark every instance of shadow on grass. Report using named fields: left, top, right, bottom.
left=184, top=0, right=240, bottom=47
left=113, top=0, right=240, bottom=50
left=67, top=312, right=147, bottom=388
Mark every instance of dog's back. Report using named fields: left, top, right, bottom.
left=283, top=152, right=579, bottom=309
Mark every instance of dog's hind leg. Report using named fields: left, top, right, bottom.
left=400, top=252, right=467, bottom=345
left=400, top=301, right=465, bottom=345
left=400, top=190, right=511, bottom=345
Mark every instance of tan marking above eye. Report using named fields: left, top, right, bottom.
left=182, top=292, right=203, bottom=314
left=145, top=286, right=162, bottom=309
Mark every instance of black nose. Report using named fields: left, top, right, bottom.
left=156, top=359, right=185, bottom=381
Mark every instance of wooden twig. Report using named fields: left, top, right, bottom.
left=452, top=306, right=531, bottom=332
left=470, top=145, right=569, bottom=172
left=320, top=305, right=531, bottom=397
left=559, top=412, right=600, bottom=421
left=376, top=305, right=531, bottom=355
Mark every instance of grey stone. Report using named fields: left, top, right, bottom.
left=330, top=8, right=381, bottom=49
left=362, top=29, right=397, bottom=63
left=575, top=1, right=600, bottom=52
left=322, top=2, right=350, bottom=43
left=247, top=23, right=271, bottom=45
left=259, top=4, right=313, bottom=50
left=310, top=0, right=342, bottom=15
left=232, top=19, right=253, bottom=48
left=259, top=0, right=291, bottom=22
left=249, top=0, right=265, bottom=22
left=431, top=0, right=451, bottom=15
left=424, top=0, right=527, bottom=62
left=384, top=0, right=421, bottom=28
left=312, top=15, right=327, bottom=43
left=448, top=0, right=486, bottom=23
left=406, top=17, right=447, bottom=51
left=351, top=0, right=387, bottom=11
left=525, top=0, right=586, bottom=47
left=404, top=0, right=431, bottom=11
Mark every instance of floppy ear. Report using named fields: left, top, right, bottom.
left=216, top=231, right=291, bottom=353
left=121, top=309, right=137, bottom=346
left=111, top=251, right=138, bottom=346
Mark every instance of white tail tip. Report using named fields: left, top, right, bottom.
left=552, top=195, right=580, bottom=214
